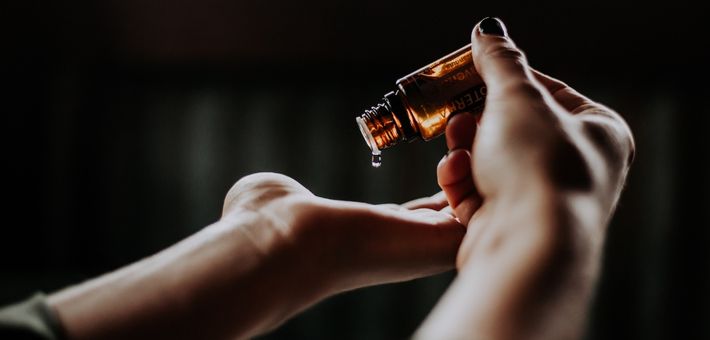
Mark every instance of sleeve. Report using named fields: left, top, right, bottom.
left=0, top=293, right=66, bottom=340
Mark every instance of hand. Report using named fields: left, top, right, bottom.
left=418, top=17, right=634, bottom=339
left=439, top=18, right=634, bottom=268
left=49, top=172, right=464, bottom=340
left=220, top=172, right=465, bottom=306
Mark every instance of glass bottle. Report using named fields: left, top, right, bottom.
left=356, top=44, right=486, bottom=158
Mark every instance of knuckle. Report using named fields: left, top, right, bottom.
left=581, top=114, right=636, bottom=170
left=572, top=102, right=606, bottom=115
left=501, top=80, right=545, bottom=102
left=484, top=43, right=528, bottom=66
left=626, top=132, right=636, bottom=165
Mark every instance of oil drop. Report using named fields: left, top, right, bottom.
left=371, top=151, right=382, bottom=168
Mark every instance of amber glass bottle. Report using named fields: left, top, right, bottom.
left=356, top=44, right=486, bottom=155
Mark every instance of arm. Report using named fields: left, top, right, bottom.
left=48, top=174, right=465, bottom=340
left=420, top=188, right=606, bottom=339
left=416, top=17, right=634, bottom=339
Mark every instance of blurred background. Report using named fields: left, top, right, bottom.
left=1, top=1, right=708, bottom=339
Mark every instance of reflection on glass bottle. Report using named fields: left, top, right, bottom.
left=356, top=44, right=486, bottom=161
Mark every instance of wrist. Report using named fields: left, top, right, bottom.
left=438, top=190, right=604, bottom=340
left=458, top=186, right=605, bottom=271
left=208, top=205, right=336, bottom=333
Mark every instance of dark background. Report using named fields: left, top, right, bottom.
left=2, top=1, right=709, bottom=339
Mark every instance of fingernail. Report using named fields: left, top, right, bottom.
left=478, top=17, right=507, bottom=37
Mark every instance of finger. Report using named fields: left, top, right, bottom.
left=531, top=69, right=630, bottom=134
left=437, top=149, right=482, bottom=226
left=530, top=69, right=595, bottom=113
left=359, top=206, right=466, bottom=282
left=471, top=17, right=535, bottom=98
left=531, top=69, right=635, bottom=165
left=440, top=205, right=455, bottom=217
left=446, top=112, right=477, bottom=151
left=402, top=191, right=449, bottom=210
left=441, top=111, right=481, bottom=225
left=335, top=202, right=466, bottom=288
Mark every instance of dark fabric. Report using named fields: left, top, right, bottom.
left=0, top=293, right=65, bottom=340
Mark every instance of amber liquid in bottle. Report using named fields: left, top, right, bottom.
left=356, top=44, right=486, bottom=165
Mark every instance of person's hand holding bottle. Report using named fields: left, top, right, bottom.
left=418, top=17, right=635, bottom=339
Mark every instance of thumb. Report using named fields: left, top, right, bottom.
left=471, top=17, right=535, bottom=97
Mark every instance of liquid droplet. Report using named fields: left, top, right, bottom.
left=371, top=152, right=382, bottom=168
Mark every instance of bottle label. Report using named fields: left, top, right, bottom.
left=393, top=44, right=488, bottom=140
left=447, top=84, right=487, bottom=117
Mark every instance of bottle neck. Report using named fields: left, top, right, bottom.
left=356, top=91, right=417, bottom=151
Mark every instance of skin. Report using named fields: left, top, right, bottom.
left=47, top=17, right=633, bottom=340
left=417, top=18, right=634, bottom=339
left=47, top=176, right=465, bottom=339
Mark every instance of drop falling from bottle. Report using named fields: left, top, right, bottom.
left=371, top=151, right=382, bottom=168
left=356, top=116, right=384, bottom=168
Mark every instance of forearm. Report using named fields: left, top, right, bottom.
left=417, top=189, right=605, bottom=340
left=48, top=211, right=327, bottom=340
